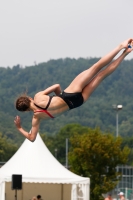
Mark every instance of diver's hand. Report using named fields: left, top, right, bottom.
left=14, top=115, right=21, bottom=129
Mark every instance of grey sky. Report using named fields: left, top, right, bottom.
left=0, top=0, right=133, bottom=67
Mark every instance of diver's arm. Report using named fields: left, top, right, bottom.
left=14, top=115, right=40, bottom=142
left=42, top=84, right=62, bottom=95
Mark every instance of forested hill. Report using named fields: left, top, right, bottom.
left=0, top=57, right=133, bottom=144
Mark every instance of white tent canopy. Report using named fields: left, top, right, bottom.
left=0, top=133, right=90, bottom=200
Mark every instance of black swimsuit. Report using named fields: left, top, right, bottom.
left=34, top=91, right=84, bottom=118
left=57, top=91, right=84, bottom=109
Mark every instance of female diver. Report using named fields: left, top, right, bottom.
left=14, top=38, right=133, bottom=142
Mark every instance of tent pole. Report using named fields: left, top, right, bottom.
left=66, top=138, right=68, bottom=169
left=61, top=184, right=63, bottom=200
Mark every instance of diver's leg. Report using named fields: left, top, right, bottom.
left=82, top=47, right=132, bottom=101
left=65, top=38, right=133, bottom=93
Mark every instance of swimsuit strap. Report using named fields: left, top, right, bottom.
left=45, top=96, right=53, bottom=109
left=34, top=110, right=54, bottom=118
left=34, top=96, right=53, bottom=110
left=34, top=96, right=54, bottom=119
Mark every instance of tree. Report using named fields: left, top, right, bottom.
left=0, top=133, right=18, bottom=161
left=121, top=136, right=133, bottom=165
left=68, top=127, right=130, bottom=200
left=44, top=124, right=89, bottom=164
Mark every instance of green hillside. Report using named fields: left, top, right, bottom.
left=0, top=57, right=133, bottom=144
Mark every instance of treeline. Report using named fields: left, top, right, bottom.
left=41, top=124, right=133, bottom=166
left=1, top=124, right=132, bottom=200
left=2, top=123, right=133, bottom=166
left=0, top=57, right=133, bottom=144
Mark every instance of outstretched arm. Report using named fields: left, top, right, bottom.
left=14, top=115, right=40, bottom=142
left=42, top=84, right=62, bottom=95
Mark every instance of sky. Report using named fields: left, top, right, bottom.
left=0, top=0, right=133, bottom=67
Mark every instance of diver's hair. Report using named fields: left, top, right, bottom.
left=15, top=95, right=31, bottom=111
left=37, top=195, right=41, bottom=199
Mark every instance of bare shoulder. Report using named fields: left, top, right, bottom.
left=34, top=91, right=48, bottom=102
left=34, top=91, right=44, bottom=97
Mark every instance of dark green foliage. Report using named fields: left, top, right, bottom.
left=68, top=128, right=130, bottom=200
left=41, top=124, right=132, bottom=199
left=0, top=58, right=133, bottom=144
left=0, top=133, right=18, bottom=161
left=42, top=124, right=89, bottom=165
left=121, top=137, right=133, bottom=165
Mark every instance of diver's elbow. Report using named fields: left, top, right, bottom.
left=29, top=135, right=36, bottom=142
left=30, top=139, right=35, bottom=142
